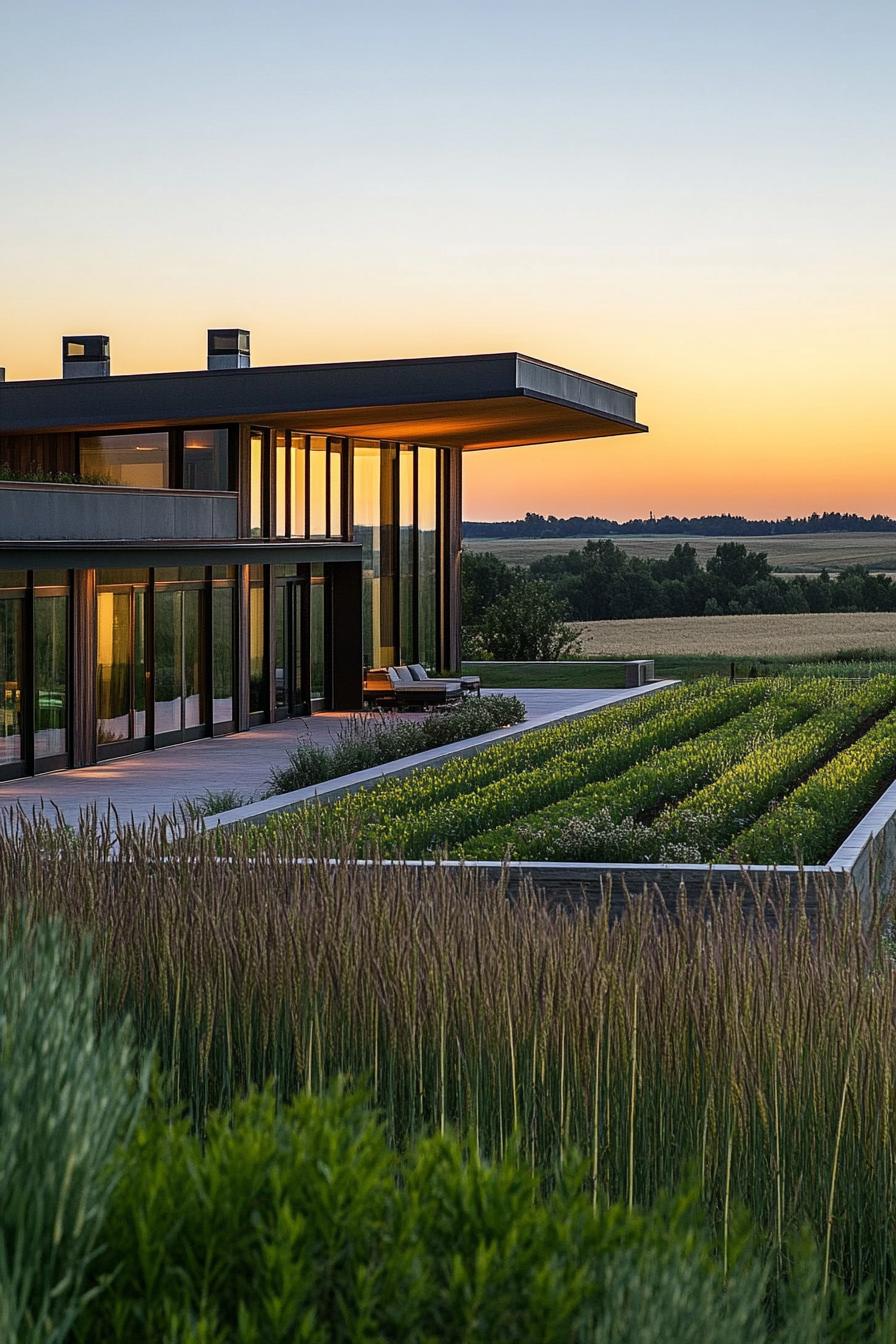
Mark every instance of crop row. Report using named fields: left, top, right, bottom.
left=333, top=679, right=771, bottom=856
left=732, top=705, right=896, bottom=864
left=648, top=673, right=896, bottom=858
left=317, top=677, right=709, bottom=832
left=462, top=679, right=843, bottom=860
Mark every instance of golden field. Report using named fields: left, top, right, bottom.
left=573, top=611, right=896, bottom=657
left=464, top=532, right=896, bottom=572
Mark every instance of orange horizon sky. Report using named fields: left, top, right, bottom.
left=3, top=1, right=893, bottom=523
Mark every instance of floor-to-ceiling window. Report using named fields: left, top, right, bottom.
left=0, top=572, right=25, bottom=773
left=96, top=570, right=148, bottom=751
left=249, top=431, right=265, bottom=537
left=399, top=445, right=415, bottom=663
left=248, top=566, right=266, bottom=717
left=309, top=436, right=328, bottom=538
left=0, top=569, right=72, bottom=776
left=353, top=440, right=396, bottom=668
left=34, top=572, right=69, bottom=765
left=353, top=440, right=443, bottom=671
left=417, top=446, right=439, bottom=670
left=153, top=569, right=207, bottom=743
left=274, top=566, right=308, bottom=718
left=310, top=567, right=326, bottom=703
left=211, top=568, right=236, bottom=729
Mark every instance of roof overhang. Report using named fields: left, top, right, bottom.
left=0, top=352, right=646, bottom=450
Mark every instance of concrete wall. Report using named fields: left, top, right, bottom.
left=0, top=482, right=238, bottom=541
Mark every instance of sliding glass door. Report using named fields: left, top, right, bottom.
left=96, top=575, right=148, bottom=755
left=274, top=578, right=308, bottom=718
left=153, top=585, right=207, bottom=744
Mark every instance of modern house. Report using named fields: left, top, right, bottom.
left=0, top=331, right=646, bottom=778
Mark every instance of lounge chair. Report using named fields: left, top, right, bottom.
left=408, top=663, right=481, bottom=697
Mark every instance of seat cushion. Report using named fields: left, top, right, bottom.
left=408, top=664, right=429, bottom=681
left=393, top=665, right=415, bottom=683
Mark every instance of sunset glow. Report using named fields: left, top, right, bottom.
left=3, top=0, right=893, bottom=522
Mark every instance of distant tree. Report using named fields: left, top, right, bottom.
left=478, top=577, right=582, bottom=661
left=706, top=543, right=773, bottom=589
left=462, top=552, right=515, bottom=631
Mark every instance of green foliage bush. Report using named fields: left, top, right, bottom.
left=77, top=1085, right=888, bottom=1343
left=265, top=694, right=527, bottom=797
left=0, top=921, right=147, bottom=1344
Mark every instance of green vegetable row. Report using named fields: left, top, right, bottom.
left=321, top=677, right=706, bottom=830
left=463, top=679, right=841, bottom=859
left=651, top=674, right=896, bottom=857
left=731, top=704, right=896, bottom=864
left=345, top=680, right=769, bottom=856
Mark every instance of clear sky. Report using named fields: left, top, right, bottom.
left=2, top=0, right=894, bottom=520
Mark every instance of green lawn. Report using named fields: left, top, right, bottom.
left=461, top=655, right=790, bottom=688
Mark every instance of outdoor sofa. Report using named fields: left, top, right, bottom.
left=407, top=664, right=481, bottom=696
left=362, top=666, right=463, bottom=710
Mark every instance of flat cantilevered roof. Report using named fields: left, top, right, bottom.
left=0, top=352, right=646, bottom=450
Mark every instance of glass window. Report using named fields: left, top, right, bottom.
left=134, top=591, right=147, bottom=739
left=183, top=428, right=231, bottom=492
left=399, top=445, right=415, bottom=662
left=212, top=586, right=234, bottom=725
left=329, top=440, right=343, bottom=538
left=249, top=582, right=265, bottom=713
left=309, top=436, right=327, bottom=537
left=0, top=572, right=27, bottom=591
left=249, top=431, right=264, bottom=537
left=310, top=577, right=325, bottom=701
left=275, top=432, right=288, bottom=537
left=96, top=590, right=133, bottom=744
left=353, top=440, right=395, bottom=668
left=154, top=589, right=182, bottom=736
left=417, top=447, right=439, bottom=671
left=34, top=594, right=68, bottom=759
left=80, top=432, right=169, bottom=488
left=183, top=590, right=205, bottom=730
left=291, top=434, right=306, bottom=538
left=0, top=596, right=23, bottom=765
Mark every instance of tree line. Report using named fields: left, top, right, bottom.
left=463, top=540, right=896, bottom=658
left=464, top=510, right=896, bottom=539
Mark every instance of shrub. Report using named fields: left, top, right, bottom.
left=265, top=695, right=526, bottom=797
left=0, top=920, right=147, bottom=1344
left=77, top=1086, right=858, bottom=1343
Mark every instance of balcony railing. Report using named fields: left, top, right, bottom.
left=0, top=481, right=239, bottom=543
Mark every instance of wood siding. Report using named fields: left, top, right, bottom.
left=0, top=432, right=78, bottom=477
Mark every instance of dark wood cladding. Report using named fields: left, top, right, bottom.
left=0, top=432, right=77, bottom=476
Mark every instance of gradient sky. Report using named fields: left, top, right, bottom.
left=2, top=0, right=894, bottom=520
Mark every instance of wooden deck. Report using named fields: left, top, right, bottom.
left=0, top=687, right=650, bottom=826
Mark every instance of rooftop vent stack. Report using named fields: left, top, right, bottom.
left=0, top=369, right=5, bottom=383
left=208, top=329, right=250, bottom=371
left=62, top=335, right=110, bottom=379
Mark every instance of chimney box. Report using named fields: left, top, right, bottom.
left=62, top=335, right=110, bottom=379
left=207, top=328, right=250, bottom=371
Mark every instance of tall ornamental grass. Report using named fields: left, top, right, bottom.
left=2, top=813, right=896, bottom=1298
left=0, top=918, right=147, bottom=1344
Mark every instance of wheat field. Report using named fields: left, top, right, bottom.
left=573, top=611, right=896, bottom=656
left=465, top=532, right=896, bottom=572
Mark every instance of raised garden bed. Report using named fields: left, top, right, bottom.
left=243, top=676, right=896, bottom=869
